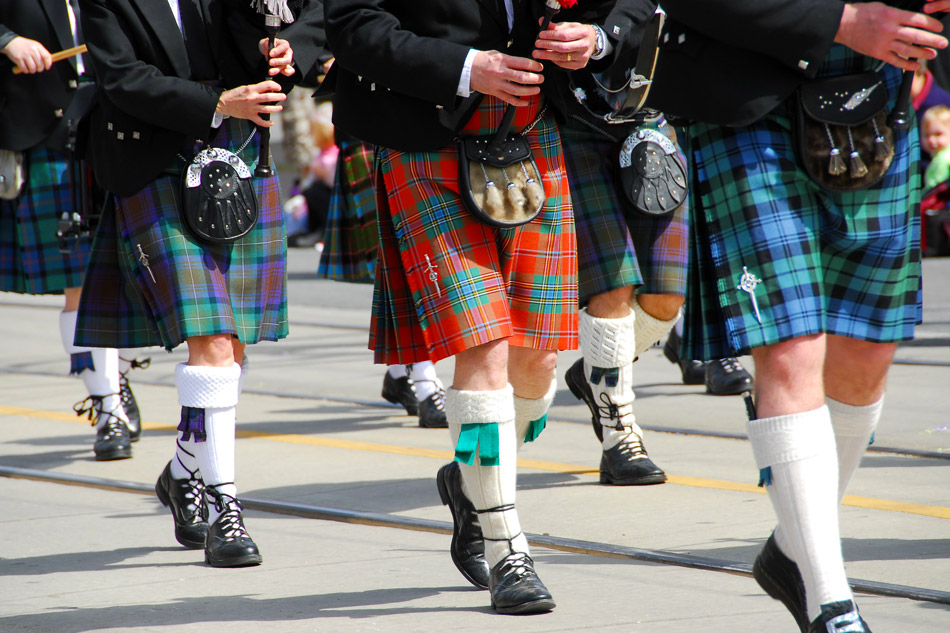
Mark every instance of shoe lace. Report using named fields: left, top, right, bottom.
left=717, top=357, right=743, bottom=374
left=207, top=486, right=250, bottom=541
left=74, top=395, right=126, bottom=436
left=118, top=357, right=150, bottom=406
left=595, top=392, right=635, bottom=432
left=615, top=431, right=648, bottom=459
left=498, top=552, right=535, bottom=579
left=420, top=381, right=446, bottom=411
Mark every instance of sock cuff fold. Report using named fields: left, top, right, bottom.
left=176, top=362, right=241, bottom=408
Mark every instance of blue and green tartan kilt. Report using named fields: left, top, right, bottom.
left=317, top=139, right=377, bottom=283
left=75, top=118, right=288, bottom=351
left=560, top=120, right=688, bottom=305
left=683, top=46, right=922, bottom=361
left=0, top=146, right=91, bottom=294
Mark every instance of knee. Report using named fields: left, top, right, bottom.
left=586, top=287, right=635, bottom=318
left=187, top=335, right=238, bottom=367
left=636, top=293, right=685, bottom=321
left=752, top=335, right=825, bottom=386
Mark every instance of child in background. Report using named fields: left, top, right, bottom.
left=921, top=105, right=950, bottom=190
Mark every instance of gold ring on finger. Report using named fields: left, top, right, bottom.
left=567, top=53, right=572, bottom=62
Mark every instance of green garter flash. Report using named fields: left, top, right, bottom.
left=454, top=422, right=500, bottom=466
left=523, top=414, right=547, bottom=443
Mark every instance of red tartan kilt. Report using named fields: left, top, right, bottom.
left=369, top=95, right=578, bottom=364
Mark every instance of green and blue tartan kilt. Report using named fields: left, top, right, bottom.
left=560, top=120, right=688, bottom=305
left=317, top=139, right=377, bottom=283
left=683, top=46, right=922, bottom=361
left=369, top=95, right=578, bottom=365
left=0, top=146, right=91, bottom=294
left=75, top=118, right=288, bottom=351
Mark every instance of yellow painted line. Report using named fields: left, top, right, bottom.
left=4, top=405, right=949, bottom=519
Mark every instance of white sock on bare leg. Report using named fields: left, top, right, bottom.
left=748, top=406, right=852, bottom=621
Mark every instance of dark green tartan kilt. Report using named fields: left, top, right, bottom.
left=75, top=119, right=288, bottom=350
left=317, top=139, right=377, bottom=283
left=683, top=47, right=922, bottom=361
left=560, top=120, right=688, bottom=305
left=0, top=146, right=91, bottom=294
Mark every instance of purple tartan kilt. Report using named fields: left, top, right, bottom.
left=75, top=119, right=288, bottom=350
left=0, top=146, right=91, bottom=294
left=560, top=121, right=689, bottom=305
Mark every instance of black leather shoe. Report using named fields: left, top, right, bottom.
left=753, top=534, right=807, bottom=633
left=76, top=396, right=132, bottom=461
left=662, top=329, right=706, bottom=385
left=565, top=359, right=667, bottom=485
left=119, top=357, right=150, bottom=442
left=808, top=600, right=871, bottom=633
left=204, top=487, right=262, bottom=568
left=155, top=461, right=208, bottom=550
left=489, top=552, right=556, bottom=615
left=600, top=437, right=667, bottom=485
left=382, top=372, right=419, bottom=416
left=119, top=377, right=142, bottom=442
left=436, top=462, right=489, bottom=589
left=705, top=357, right=754, bottom=395
left=417, top=390, right=448, bottom=428
left=564, top=358, right=606, bottom=442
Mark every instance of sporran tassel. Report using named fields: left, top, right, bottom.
left=502, top=167, right=526, bottom=211
left=846, top=127, right=868, bottom=177
left=873, top=136, right=888, bottom=161
left=520, top=162, right=545, bottom=210
left=849, top=150, right=868, bottom=178
left=828, top=147, right=847, bottom=176
left=482, top=164, right=504, bottom=215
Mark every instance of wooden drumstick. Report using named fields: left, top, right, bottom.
left=11, top=44, right=87, bottom=75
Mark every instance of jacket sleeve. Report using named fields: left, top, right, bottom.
left=558, top=0, right=658, bottom=74
left=659, top=0, right=844, bottom=77
left=324, top=0, right=471, bottom=106
left=0, top=23, right=17, bottom=51
left=80, top=0, right=222, bottom=139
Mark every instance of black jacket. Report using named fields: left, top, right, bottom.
left=324, top=0, right=647, bottom=151
left=78, top=0, right=323, bottom=196
left=0, top=0, right=89, bottom=151
left=647, top=0, right=845, bottom=126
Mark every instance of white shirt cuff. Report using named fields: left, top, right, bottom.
left=211, top=112, right=226, bottom=128
left=457, top=48, right=479, bottom=98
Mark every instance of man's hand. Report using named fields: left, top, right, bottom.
left=258, top=37, right=295, bottom=77
left=215, top=80, right=286, bottom=126
left=533, top=21, right=597, bottom=70
left=470, top=50, right=544, bottom=106
left=1, top=36, right=52, bottom=74
left=835, top=2, right=947, bottom=70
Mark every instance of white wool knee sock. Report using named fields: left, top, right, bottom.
left=59, top=311, right=127, bottom=428
left=387, top=364, right=408, bottom=379
left=773, top=396, right=883, bottom=561
left=175, top=362, right=241, bottom=523
left=409, top=361, right=441, bottom=401
left=579, top=308, right=644, bottom=449
left=748, top=406, right=852, bottom=621
left=514, top=380, right=557, bottom=448
left=827, top=396, right=882, bottom=498
left=444, top=384, right=527, bottom=567
left=632, top=299, right=679, bottom=360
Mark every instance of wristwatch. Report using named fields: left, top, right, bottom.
left=592, top=25, right=607, bottom=60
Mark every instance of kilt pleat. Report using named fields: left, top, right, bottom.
left=317, top=140, right=378, bottom=282
left=682, top=47, right=922, bottom=361
left=0, top=146, right=90, bottom=294
left=75, top=119, right=288, bottom=350
left=561, top=121, right=688, bottom=305
left=369, top=96, right=578, bottom=364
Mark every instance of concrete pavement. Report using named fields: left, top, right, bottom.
left=0, top=251, right=947, bottom=632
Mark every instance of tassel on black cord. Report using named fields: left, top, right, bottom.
left=849, top=151, right=868, bottom=178
left=178, top=406, right=207, bottom=442
left=873, top=136, right=888, bottom=161
left=828, top=148, right=846, bottom=176
left=743, top=393, right=772, bottom=487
